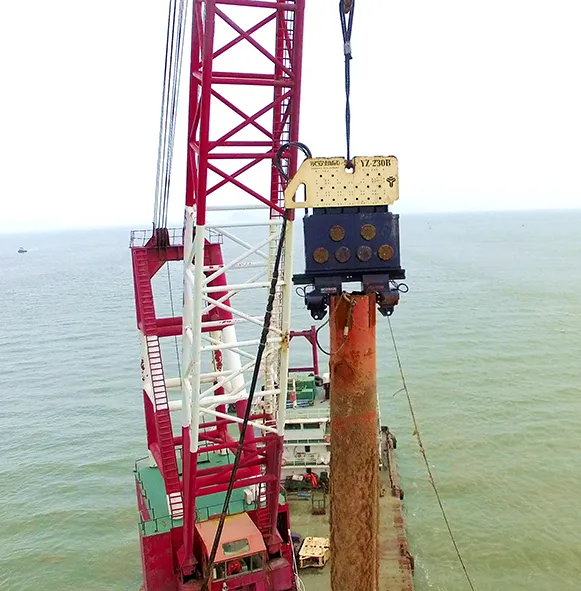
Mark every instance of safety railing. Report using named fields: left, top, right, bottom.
left=194, top=498, right=256, bottom=523
left=283, top=437, right=329, bottom=445
left=284, top=407, right=330, bottom=421
left=129, top=227, right=185, bottom=247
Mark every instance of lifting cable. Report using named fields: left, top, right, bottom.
left=387, top=317, right=477, bottom=591
left=201, top=216, right=289, bottom=591
left=339, top=0, right=355, bottom=164
left=314, top=293, right=356, bottom=357
left=153, top=0, right=189, bottom=230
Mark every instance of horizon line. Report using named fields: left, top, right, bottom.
left=1, top=205, right=580, bottom=235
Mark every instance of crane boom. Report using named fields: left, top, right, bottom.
left=131, top=1, right=306, bottom=589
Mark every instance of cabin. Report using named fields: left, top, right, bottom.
left=195, top=513, right=268, bottom=590
left=282, top=374, right=330, bottom=479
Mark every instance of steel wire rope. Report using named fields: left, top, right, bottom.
left=153, top=0, right=189, bottom=230
left=314, top=293, right=355, bottom=356
left=387, top=316, right=477, bottom=591
left=339, top=0, right=355, bottom=164
left=153, top=0, right=175, bottom=228
left=161, top=0, right=188, bottom=229
left=200, top=215, right=288, bottom=591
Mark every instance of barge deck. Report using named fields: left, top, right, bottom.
left=288, top=428, right=414, bottom=591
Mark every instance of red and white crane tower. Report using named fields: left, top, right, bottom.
left=131, top=1, right=307, bottom=589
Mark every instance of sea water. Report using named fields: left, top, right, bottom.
left=0, top=210, right=580, bottom=591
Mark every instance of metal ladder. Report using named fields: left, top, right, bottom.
left=134, top=248, right=183, bottom=519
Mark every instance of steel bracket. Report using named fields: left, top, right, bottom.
left=284, top=156, right=399, bottom=209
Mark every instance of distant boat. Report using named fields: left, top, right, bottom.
left=17, top=247, right=27, bottom=254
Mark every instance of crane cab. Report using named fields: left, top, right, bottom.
left=194, top=513, right=268, bottom=591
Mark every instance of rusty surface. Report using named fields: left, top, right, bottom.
left=289, top=426, right=414, bottom=591
left=334, top=246, right=351, bottom=263
left=329, top=225, right=346, bottom=241
left=360, top=224, right=377, bottom=241
left=313, top=247, right=330, bottom=264
left=357, top=245, right=373, bottom=262
left=329, top=295, right=379, bottom=591
left=378, top=429, right=414, bottom=590
left=377, top=244, right=394, bottom=261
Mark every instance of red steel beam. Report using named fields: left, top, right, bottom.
left=181, top=0, right=305, bottom=574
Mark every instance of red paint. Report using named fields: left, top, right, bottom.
left=134, top=0, right=306, bottom=587
left=136, top=479, right=151, bottom=522
left=140, top=530, right=178, bottom=591
left=289, top=326, right=319, bottom=376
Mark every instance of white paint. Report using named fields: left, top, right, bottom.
left=181, top=207, right=195, bottom=431
left=203, top=234, right=272, bottom=285
left=179, top=218, right=299, bottom=452
left=203, top=281, right=273, bottom=293
left=201, top=294, right=283, bottom=335
left=199, top=360, right=255, bottom=399
left=165, top=377, right=181, bottom=389
left=212, top=227, right=271, bottom=261
left=202, top=333, right=258, bottom=363
left=139, top=330, right=155, bottom=404
left=200, top=407, right=279, bottom=435
left=205, top=220, right=281, bottom=229
left=207, top=204, right=269, bottom=211
left=168, top=388, right=280, bottom=413
left=220, top=324, right=250, bottom=409
left=201, top=337, right=282, bottom=353
left=284, top=417, right=329, bottom=425
left=276, top=220, right=294, bottom=431
left=188, top=221, right=206, bottom=452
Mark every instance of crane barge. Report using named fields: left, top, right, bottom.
left=129, top=1, right=413, bottom=590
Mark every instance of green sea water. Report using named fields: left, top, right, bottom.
left=1, top=210, right=580, bottom=590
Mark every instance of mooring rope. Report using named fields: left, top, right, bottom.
left=387, top=316, right=477, bottom=591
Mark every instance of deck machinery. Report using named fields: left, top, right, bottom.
left=130, top=1, right=405, bottom=591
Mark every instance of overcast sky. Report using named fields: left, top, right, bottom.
left=1, top=1, right=580, bottom=233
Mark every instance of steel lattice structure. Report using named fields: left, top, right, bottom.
left=130, top=1, right=305, bottom=588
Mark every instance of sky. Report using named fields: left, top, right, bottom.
left=1, top=0, right=580, bottom=233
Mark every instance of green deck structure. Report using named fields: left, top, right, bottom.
left=135, top=449, right=286, bottom=537
left=136, top=450, right=254, bottom=536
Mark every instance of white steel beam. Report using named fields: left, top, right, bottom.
left=202, top=333, right=259, bottom=362
left=201, top=337, right=281, bottom=353
left=199, top=388, right=281, bottom=409
left=203, top=234, right=273, bottom=285
left=202, top=281, right=274, bottom=293
left=205, top=220, right=280, bottom=228
left=276, top=220, right=294, bottom=431
left=199, top=359, right=256, bottom=399
left=216, top=226, right=276, bottom=260
left=200, top=407, right=279, bottom=434
left=201, top=293, right=284, bottom=335
left=187, top=223, right=206, bottom=452
left=203, top=261, right=265, bottom=272
left=180, top=215, right=294, bottom=452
